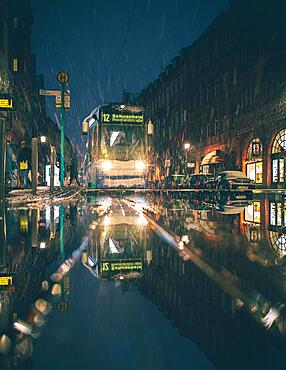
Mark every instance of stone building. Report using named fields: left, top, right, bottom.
left=138, top=0, right=286, bottom=188
left=0, top=0, right=75, bottom=185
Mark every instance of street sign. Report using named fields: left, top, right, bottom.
left=0, top=95, right=14, bottom=111
left=56, top=95, right=61, bottom=109
left=63, top=276, right=70, bottom=294
left=64, top=90, right=70, bottom=110
left=39, top=89, right=61, bottom=96
left=55, top=91, right=71, bottom=110
left=56, top=300, right=69, bottom=313
left=57, top=71, right=70, bottom=84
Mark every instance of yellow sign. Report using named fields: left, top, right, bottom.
left=0, top=276, right=13, bottom=286
left=0, top=98, right=13, bottom=110
left=102, top=113, right=144, bottom=124
left=19, top=160, right=28, bottom=170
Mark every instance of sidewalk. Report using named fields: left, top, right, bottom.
left=6, top=186, right=83, bottom=206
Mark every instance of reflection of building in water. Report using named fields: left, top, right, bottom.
left=243, top=201, right=262, bottom=246
left=139, top=236, right=280, bottom=370
left=267, top=195, right=286, bottom=256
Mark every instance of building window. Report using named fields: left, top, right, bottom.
left=245, top=138, right=263, bottom=184
left=244, top=201, right=261, bottom=223
left=271, top=129, right=286, bottom=184
left=269, top=231, right=286, bottom=254
left=13, top=17, right=18, bottom=29
left=13, top=58, right=18, bottom=72
left=269, top=202, right=285, bottom=227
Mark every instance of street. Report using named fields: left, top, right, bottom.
left=1, top=1, right=286, bottom=369
left=1, top=191, right=286, bottom=370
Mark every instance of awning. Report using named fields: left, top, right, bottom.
left=201, top=151, right=224, bottom=166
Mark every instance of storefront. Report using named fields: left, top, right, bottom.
left=271, top=129, right=286, bottom=185
left=245, top=138, right=263, bottom=184
left=200, top=150, right=224, bottom=175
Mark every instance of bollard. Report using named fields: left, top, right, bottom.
left=31, top=138, right=38, bottom=195
left=50, top=146, right=56, bottom=193
left=0, top=118, right=6, bottom=202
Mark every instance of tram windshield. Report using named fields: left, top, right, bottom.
left=100, top=125, right=145, bottom=161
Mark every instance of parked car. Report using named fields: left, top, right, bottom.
left=188, top=173, right=214, bottom=189
left=214, top=171, right=254, bottom=200
left=215, top=200, right=252, bottom=215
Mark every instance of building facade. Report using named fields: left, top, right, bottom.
left=138, top=0, right=286, bottom=188
left=0, top=0, right=75, bottom=186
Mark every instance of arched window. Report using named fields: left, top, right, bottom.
left=269, top=231, right=286, bottom=255
left=245, top=138, right=262, bottom=183
left=271, top=129, right=286, bottom=184
left=272, top=129, right=286, bottom=154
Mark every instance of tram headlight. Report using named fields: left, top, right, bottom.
left=135, top=161, right=146, bottom=171
left=101, top=161, right=112, bottom=171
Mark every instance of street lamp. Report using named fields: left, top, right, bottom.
left=184, top=143, right=191, bottom=150
left=40, top=136, right=47, bottom=144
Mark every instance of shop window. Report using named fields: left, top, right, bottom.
left=245, top=202, right=260, bottom=223
left=270, top=202, right=286, bottom=226
left=270, top=202, right=276, bottom=226
left=271, top=129, right=286, bottom=184
left=245, top=138, right=263, bottom=183
left=272, top=159, right=279, bottom=182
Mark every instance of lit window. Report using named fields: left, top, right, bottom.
left=13, top=17, right=18, bottom=29
left=13, top=58, right=18, bottom=72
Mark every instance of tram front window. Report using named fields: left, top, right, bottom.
left=100, top=126, right=145, bottom=160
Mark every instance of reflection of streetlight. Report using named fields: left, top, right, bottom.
left=40, top=136, right=47, bottom=144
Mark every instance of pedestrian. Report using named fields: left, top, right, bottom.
left=69, top=155, right=80, bottom=186
left=18, top=141, right=31, bottom=188
left=5, top=139, right=13, bottom=188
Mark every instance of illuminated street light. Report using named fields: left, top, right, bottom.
left=40, top=136, right=47, bottom=144
left=184, top=143, right=191, bottom=150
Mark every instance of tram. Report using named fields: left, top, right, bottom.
left=83, top=103, right=153, bottom=188
left=82, top=208, right=149, bottom=281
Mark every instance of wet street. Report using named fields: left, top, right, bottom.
left=2, top=191, right=286, bottom=370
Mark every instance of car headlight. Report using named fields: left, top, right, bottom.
left=135, top=161, right=146, bottom=171
left=101, top=161, right=112, bottom=170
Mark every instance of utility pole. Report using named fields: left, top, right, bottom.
left=0, top=118, right=6, bottom=202
left=39, top=76, right=70, bottom=188
left=57, top=72, right=70, bottom=188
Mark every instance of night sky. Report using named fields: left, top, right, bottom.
left=31, top=0, right=229, bottom=152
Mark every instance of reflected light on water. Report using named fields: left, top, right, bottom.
left=13, top=320, right=32, bottom=335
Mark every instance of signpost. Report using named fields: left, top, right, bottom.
left=57, top=71, right=70, bottom=187
left=39, top=73, right=70, bottom=188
